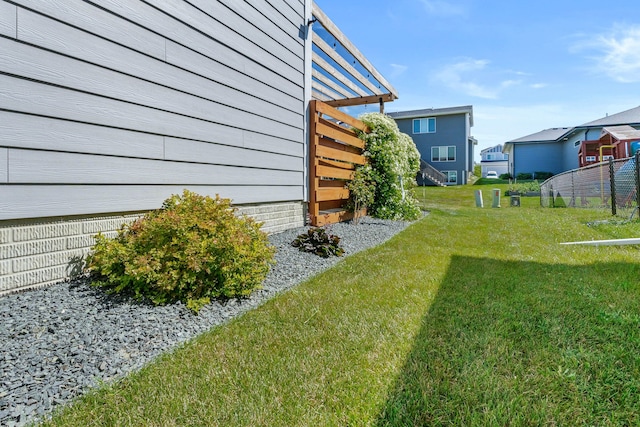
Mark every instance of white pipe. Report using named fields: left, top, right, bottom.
left=560, top=238, right=640, bottom=246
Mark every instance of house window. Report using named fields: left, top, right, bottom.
left=586, top=155, right=596, bottom=162
left=486, top=154, right=494, bottom=160
left=443, top=171, right=457, bottom=184
left=431, top=146, right=456, bottom=162
left=413, top=117, right=436, bottom=134
left=602, top=155, right=614, bottom=161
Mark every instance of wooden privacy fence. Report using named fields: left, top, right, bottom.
left=309, top=100, right=369, bottom=226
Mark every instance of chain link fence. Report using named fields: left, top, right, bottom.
left=540, top=152, right=640, bottom=217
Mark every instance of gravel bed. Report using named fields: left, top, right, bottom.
left=0, top=217, right=415, bottom=427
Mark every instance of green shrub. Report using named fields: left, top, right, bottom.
left=346, top=164, right=376, bottom=225
left=356, top=113, right=422, bottom=220
left=508, top=180, right=541, bottom=194
left=292, top=227, right=344, bottom=258
left=516, top=172, right=533, bottom=180
left=534, top=171, right=554, bottom=180
left=85, top=190, right=275, bottom=313
left=499, top=173, right=513, bottom=180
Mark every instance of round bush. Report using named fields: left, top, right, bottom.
left=357, top=113, right=422, bottom=220
left=86, top=190, right=275, bottom=312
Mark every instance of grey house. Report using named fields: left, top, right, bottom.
left=388, top=106, right=476, bottom=185
left=503, top=105, right=640, bottom=177
left=0, top=0, right=397, bottom=294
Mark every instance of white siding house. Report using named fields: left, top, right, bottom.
left=480, top=144, right=508, bottom=177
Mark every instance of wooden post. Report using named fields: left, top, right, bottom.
left=379, top=97, right=384, bottom=114
left=309, top=100, right=319, bottom=225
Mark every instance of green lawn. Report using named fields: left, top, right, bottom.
left=44, top=186, right=640, bottom=426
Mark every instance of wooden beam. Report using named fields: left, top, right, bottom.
left=314, top=209, right=352, bottom=226
left=313, top=33, right=383, bottom=96
left=312, top=69, right=353, bottom=99
left=316, top=187, right=350, bottom=202
left=309, top=101, right=319, bottom=222
left=311, top=80, right=343, bottom=101
left=312, top=2, right=398, bottom=99
left=312, top=52, right=368, bottom=97
left=314, top=101, right=369, bottom=133
left=311, top=89, right=331, bottom=102
left=316, top=119, right=364, bottom=149
left=318, top=158, right=356, bottom=171
left=320, top=137, right=362, bottom=156
left=324, top=93, right=396, bottom=108
left=316, top=144, right=366, bottom=165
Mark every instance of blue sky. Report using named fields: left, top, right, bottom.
left=315, top=0, right=640, bottom=161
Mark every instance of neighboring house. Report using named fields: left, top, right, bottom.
left=502, top=127, right=573, bottom=178
left=0, top=0, right=397, bottom=294
left=503, top=105, right=640, bottom=178
left=480, top=144, right=508, bottom=177
left=578, top=125, right=640, bottom=167
left=388, top=106, right=477, bottom=185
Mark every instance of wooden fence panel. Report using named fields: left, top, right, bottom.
left=309, top=100, right=369, bottom=226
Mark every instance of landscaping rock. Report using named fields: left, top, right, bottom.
left=0, top=216, right=417, bottom=426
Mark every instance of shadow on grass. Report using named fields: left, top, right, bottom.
left=376, top=255, right=640, bottom=426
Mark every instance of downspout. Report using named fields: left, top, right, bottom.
left=465, top=112, right=469, bottom=184
left=302, top=0, right=313, bottom=207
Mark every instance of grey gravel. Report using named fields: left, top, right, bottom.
left=0, top=216, right=415, bottom=426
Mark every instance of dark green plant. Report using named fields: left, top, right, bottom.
left=85, top=190, right=275, bottom=313
left=516, top=172, right=533, bottom=180
left=291, top=227, right=344, bottom=258
left=346, top=164, right=376, bottom=225
left=499, top=173, right=513, bottom=180
left=534, top=171, right=554, bottom=180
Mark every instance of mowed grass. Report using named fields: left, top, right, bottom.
left=43, top=186, right=640, bottom=426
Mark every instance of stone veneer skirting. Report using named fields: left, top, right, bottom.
left=0, top=201, right=306, bottom=295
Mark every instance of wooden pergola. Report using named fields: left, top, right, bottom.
left=310, top=2, right=398, bottom=112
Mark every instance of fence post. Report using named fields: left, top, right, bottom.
left=635, top=151, right=640, bottom=211
left=609, top=158, right=616, bottom=216
left=570, top=172, right=575, bottom=207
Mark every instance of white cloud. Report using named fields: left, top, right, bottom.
left=572, top=25, right=640, bottom=83
left=530, top=83, right=548, bottom=89
left=500, top=80, right=521, bottom=89
left=389, top=63, right=408, bottom=78
left=432, top=59, right=522, bottom=99
left=419, top=0, right=465, bottom=16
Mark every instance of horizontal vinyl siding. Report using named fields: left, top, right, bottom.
left=0, top=0, right=306, bottom=220
left=0, top=186, right=303, bottom=222
left=0, top=1, right=15, bottom=38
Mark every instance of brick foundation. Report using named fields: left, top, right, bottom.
left=0, top=202, right=306, bottom=295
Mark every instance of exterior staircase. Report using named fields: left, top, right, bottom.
left=419, top=159, right=447, bottom=187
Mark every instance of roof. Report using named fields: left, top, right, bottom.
left=507, top=127, right=573, bottom=144
left=387, top=105, right=474, bottom=126
left=480, top=144, right=503, bottom=154
left=579, top=105, right=640, bottom=127
left=600, top=125, right=640, bottom=141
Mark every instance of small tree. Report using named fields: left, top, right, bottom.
left=346, top=164, right=376, bottom=224
left=356, top=113, right=421, bottom=220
